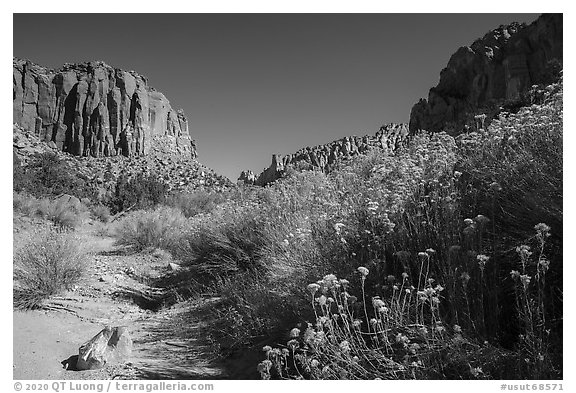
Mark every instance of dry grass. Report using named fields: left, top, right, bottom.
left=13, top=227, right=87, bottom=309
left=114, top=206, right=189, bottom=251
left=165, top=190, right=228, bottom=218
left=13, top=192, right=86, bottom=230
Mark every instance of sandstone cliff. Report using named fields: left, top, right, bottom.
left=241, top=123, right=409, bottom=186
left=13, top=58, right=196, bottom=158
left=409, top=13, right=562, bottom=134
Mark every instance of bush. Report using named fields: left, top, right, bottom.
left=13, top=227, right=87, bottom=309
left=171, top=206, right=268, bottom=277
left=114, top=206, right=189, bottom=251
left=43, top=199, right=84, bottom=230
left=258, top=266, right=525, bottom=380
left=209, top=272, right=301, bottom=351
left=13, top=192, right=85, bottom=230
left=13, top=192, right=38, bottom=216
left=260, top=222, right=559, bottom=379
left=165, top=190, right=228, bottom=218
left=111, top=173, right=169, bottom=213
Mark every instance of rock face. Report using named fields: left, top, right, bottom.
left=13, top=58, right=195, bottom=158
left=409, top=13, right=563, bottom=134
left=237, top=170, right=257, bottom=185
left=76, top=326, right=132, bottom=370
left=241, top=123, right=409, bottom=186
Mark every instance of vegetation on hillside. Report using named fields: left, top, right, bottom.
left=13, top=151, right=97, bottom=199
left=13, top=78, right=562, bottom=379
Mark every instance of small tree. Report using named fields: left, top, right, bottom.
left=111, top=172, right=169, bottom=212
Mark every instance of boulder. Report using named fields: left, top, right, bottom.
left=76, top=326, right=132, bottom=371
left=168, top=262, right=181, bottom=271
left=237, top=170, right=256, bottom=185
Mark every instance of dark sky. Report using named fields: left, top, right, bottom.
left=13, top=13, right=540, bottom=180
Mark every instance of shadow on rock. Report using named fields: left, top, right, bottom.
left=61, top=355, right=79, bottom=371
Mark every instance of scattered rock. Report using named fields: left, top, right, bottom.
left=76, top=326, right=132, bottom=371
left=168, top=262, right=181, bottom=271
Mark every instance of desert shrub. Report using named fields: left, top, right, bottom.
left=13, top=192, right=86, bottom=230
left=170, top=203, right=270, bottom=278
left=167, top=138, right=464, bottom=354
left=114, top=206, right=189, bottom=251
left=13, top=227, right=87, bottom=309
left=92, top=221, right=114, bottom=237
left=111, top=172, right=169, bottom=213
left=13, top=192, right=38, bottom=216
left=43, top=199, right=85, bottom=230
left=165, top=190, right=228, bottom=218
left=13, top=152, right=96, bottom=199
left=208, top=272, right=303, bottom=351
left=258, top=265, right=530, bottom=380
left=260, top=224, right=559, bottom=379
left=13, top=152, right=27, bottom=192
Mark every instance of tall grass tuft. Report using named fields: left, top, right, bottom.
left=114, top=206, right=189, bottom=251
left=13, top=192, right=86, bottom=230
left=165, top=190, right=229, bottom=218
left=13, top=227, right=87, bottom=309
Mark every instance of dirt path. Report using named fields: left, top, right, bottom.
left=13, top=223, right=227, bottom=380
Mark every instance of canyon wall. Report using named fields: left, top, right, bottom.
left=409, top=13, right=562, bottom=134
left=13, top=58, right=196, bottom=158
left=241, top=123, right=409, bottom=186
